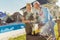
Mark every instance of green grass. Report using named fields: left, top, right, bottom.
left=9, top=34, right=26, bottom=40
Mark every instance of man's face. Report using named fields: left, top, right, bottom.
left=34, top=3, right=40, bottom=9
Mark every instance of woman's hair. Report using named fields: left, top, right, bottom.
left=26, top=3, right=32, bottom=8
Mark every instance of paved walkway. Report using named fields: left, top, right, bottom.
left=26, top=35, right=47, bottom=40
left=0, top=28, right=26, bottom=40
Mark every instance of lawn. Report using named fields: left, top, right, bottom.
left=9, top=34, right=26, bottom=40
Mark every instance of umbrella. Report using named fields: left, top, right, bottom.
left=0, top=12, right=6, bottom=18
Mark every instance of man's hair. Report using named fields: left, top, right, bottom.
left=33, top=1, right=40, bottom=6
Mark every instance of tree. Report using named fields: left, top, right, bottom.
left=11, top=12, right=22, bottom=22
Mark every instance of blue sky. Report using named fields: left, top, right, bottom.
left=0, top=0, right=60, bottom=13
left=0, top=0, right=35, bottom=13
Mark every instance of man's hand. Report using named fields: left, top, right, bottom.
left=26, top=20, right=31, bottom=23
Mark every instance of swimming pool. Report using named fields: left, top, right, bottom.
left=0, top=23, right=25, bottom=33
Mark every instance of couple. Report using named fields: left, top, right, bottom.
left=22, top=1, right=55, bottom=40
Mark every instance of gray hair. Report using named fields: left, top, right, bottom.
left=33, top=1, right=40, bottom=6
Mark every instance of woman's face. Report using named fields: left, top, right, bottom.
left=26, top=4, right=31, bottom=12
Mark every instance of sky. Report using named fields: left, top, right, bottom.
left=0, top=0, right=35, bottom=13
left=0, top=0, right=60, bottom=13
left=56, top=0, right=60, bottom=7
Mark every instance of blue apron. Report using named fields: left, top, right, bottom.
left=42, top=7, right=53, bottom=24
